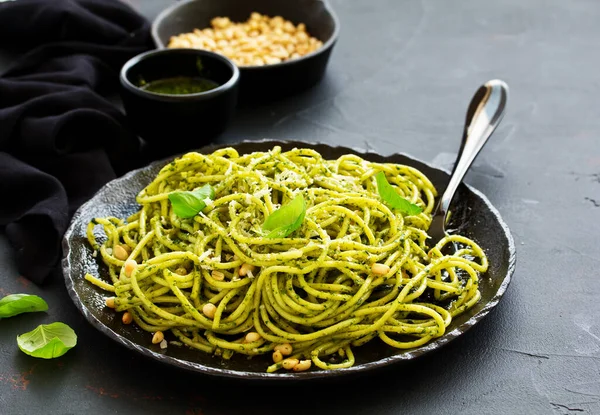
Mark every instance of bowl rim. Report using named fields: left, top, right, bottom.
left=150, top=0, right=341, bottom=71
left=119, top=48, right=240, bottom=101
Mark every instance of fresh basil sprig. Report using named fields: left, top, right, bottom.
left=17, top=322, right=77, bottom=359
left=375, top=172, right=423, bottom=216
left=0, top=294, right=48, bottom=318
left=262, top=194, right=306, bottom=238
left=168, top=184, right=215, bottom=218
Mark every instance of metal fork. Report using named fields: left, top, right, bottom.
left=427, top=79, right=509, bottom=249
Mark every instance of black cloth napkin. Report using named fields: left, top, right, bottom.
left=0, top=0, right=154, bottom=284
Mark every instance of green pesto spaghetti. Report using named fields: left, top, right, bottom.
left=85, top=146, right=488, bottom=372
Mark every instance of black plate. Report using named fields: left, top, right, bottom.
left=61, top=140, right=516, bottom=380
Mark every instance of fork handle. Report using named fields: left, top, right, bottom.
left=437, top=79, right=509, bottom=219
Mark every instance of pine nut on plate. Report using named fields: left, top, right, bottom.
left=113, top=244, right=129, bottom=260
left=272, top=350, right=283, bottom=363
left=274, top=343, right=293, bottom=356
left=105, top=297, right=116, bottom=309
left=202, top=303, right=217, bottom=319
left=281, top=358, right=299, bottom=370
left=238, top=263, right=255, bottom=276
left=152, top=331, right=165, bottom=344
left=122, top=311, right=133, bottom=325
left=244, top=332, right=262, bottom=343
left=292, top=360, right=312, bottom=372
left=371, top=263, right=391, bottom=276
left=123, top=259, right=137, bottom=277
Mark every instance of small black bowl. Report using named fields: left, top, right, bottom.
left=119, top=48, right=239, bottom=155
left=151, top=0, right=340, bottom=103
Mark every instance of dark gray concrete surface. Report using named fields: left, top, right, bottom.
left=1, top=0, right=599, bottom=414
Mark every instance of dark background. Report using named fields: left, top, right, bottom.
left=1, top=0, right=599, bottom=414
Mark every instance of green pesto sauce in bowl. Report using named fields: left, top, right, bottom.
left=140, top=76, right=219, bottom=95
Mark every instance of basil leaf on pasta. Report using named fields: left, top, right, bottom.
left=375, top=172, right=422, bottom=216
left=17, top=322, right=77, bottom=359
left=263, top=194, right=306, bottom=238
left=168, top=184, right=215, bottom=218
left=0, top=294, right=48, bottom=318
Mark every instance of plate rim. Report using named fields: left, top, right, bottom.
left=61, top=138, right=516, bottom=380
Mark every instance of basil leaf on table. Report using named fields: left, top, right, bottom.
left=0, top=294, right=48, bottom=318
left=375, top=172, right=423, bottom=216
left=17, top=322, right=77, bottom=359
left=168, top=184, right=215, bottom=218
left=262, top=194, right=306, bottom=238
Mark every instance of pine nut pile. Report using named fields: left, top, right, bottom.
left=167, top=12, right=324, bottom=66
